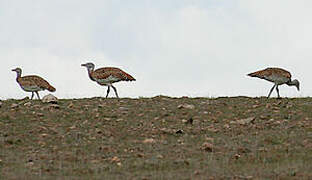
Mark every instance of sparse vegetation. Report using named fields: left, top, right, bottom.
left=0, top=96, right=312, bottom=179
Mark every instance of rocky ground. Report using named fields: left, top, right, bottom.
left=0, top=96, right=312, bottom=179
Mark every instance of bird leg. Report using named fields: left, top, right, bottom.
left=276, top=85, right=281, bottom=99
left=31, top=92, right=34, bottom=100
left=35, top=92, right=40, bottom=100
left=267, top=84, right=276, bottom=98
left=106, top=86, right=110, bottom=98
left=111, top=85, right=119, bottom=98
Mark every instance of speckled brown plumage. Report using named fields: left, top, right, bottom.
left=17, top=75, right=56, bottom=92
left=91, top=67, right=136, bottom=83
left=81, top=62, right=135, bottom=98
left=12, top=68, right=56, bottom=100
left=247, top=67, right=300, bottom=98
left=248, top=68, right=291, bottom=82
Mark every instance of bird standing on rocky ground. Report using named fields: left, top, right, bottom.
left=81, top=62, right=136, bottom=98
left=12, top=68, right=56, bottom=100
left=247, top=67, right=300, bottom=98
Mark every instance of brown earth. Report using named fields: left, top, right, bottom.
left=0, top=96, right=312, bottom=179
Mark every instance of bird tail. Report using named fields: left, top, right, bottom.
left=247, top=71, right=262, bottom=78
left=47, top=85, right=56, bottom=92
left=247, top=72, right=258, bottom=77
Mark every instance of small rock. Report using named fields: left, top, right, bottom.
left=252, top=104, right=260, bottom=108
left=42, top=94, right=58, bottom=103
left=224, top=124, right=230, bottom=129
left=37, top=113, right=44, bottom=117
left=119, top=107, right=128, bottom=111
left=67, top=102, right=74, bottom=108
left=116, top=118, right=123, bottom=122
left=182, top=118, right=193, bottom=124
left=26, top=161, right=34, bottom=166
left=160, top=128, right=172, bottom=134
left=143, top=138, right=156, bottom=144
left=24, top=102, right=32, bottom=107
left=234, top=153, right=241, bottom=159
left=137, top=153, right=144, bottom=158
left=111, top=156, right=121, bottom=163
left=49, top=104, right=60, bottom=109
left=236, top=117, right=255, bottom=125
left=41, top=133, right=48, bottom=138
left=201, top=142, right=213, bottom=152
left=182, top=119, right=188, bottom=124
left=103, top=117, right=111, bottom=121
left=177, top=104, right=195, bottom=109
left=273, top=120, right=281, bottom=125
left=11, top=103, right=19, bottom=109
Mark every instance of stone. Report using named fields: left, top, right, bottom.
left=143, top=138, right=156, bottom=144
left=201, top=142, right=213, bottom=152
left=177, top=104, right=195, bottom=109
left=24, top=102, right=32, bottom=107
left=49, top=104, right=60, bottom=109
left=42, top=94, right=58, bottom=103
left=11, top=103, right=18, bottom=109
left=236, top=117, right=255, bottom=125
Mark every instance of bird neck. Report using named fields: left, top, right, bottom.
left=15, top=71, right=22, bottom=80
left=87, top=68, right=95, bottom=81
left=286, top=80, right=296, bottom=86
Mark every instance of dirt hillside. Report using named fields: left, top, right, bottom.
left=0, top=96, right=311, bottom=179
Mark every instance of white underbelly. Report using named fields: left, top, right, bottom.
left=266, top=75, right=289, bottom=85
left=94, top=76, right=120, bottom=85
left=21, top=86, right=43, bottom=92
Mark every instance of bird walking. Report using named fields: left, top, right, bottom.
left=12, top=68, right=56, bottom=100
left=81, top=62, right=136, bottom=98
left=247, top=67, right=300, bottom=98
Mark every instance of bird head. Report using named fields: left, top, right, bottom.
left=81, top=62, right=95, bottom=71
left=293, top=79, right=300, bottom=91
left=12, top=67, right=22, bottom=74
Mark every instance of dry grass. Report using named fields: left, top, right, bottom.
left=0, top=96, right=312, bottom=179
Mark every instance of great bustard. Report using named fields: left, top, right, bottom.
left=12, top=68, right=56, bottom=100
left=81, top=62, right=136, bottom=98
left=247, top=67, right=300, bottom=98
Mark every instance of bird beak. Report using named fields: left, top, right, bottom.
left=297, top=86, right=300, bottom=91
left=81, top=64, right=86, bottom=67
left=11, top=68, right=17, bottom=72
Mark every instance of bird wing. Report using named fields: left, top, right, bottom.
left=248, top=68, right=291, bottom=80
left=92, top=67, right=135, bottom=81
left=18, top=75, right=53, bottom=90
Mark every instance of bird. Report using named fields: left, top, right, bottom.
left=81, top=62, right=136, bottom=98
left=247, top=67, right=300, bottom=98
left=12, top=68, right=56, bottom=100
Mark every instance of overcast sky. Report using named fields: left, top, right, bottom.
left=1, top=0, right=311, bottom=99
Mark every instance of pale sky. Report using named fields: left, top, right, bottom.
left=1, top=0, right=311, bottom=99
